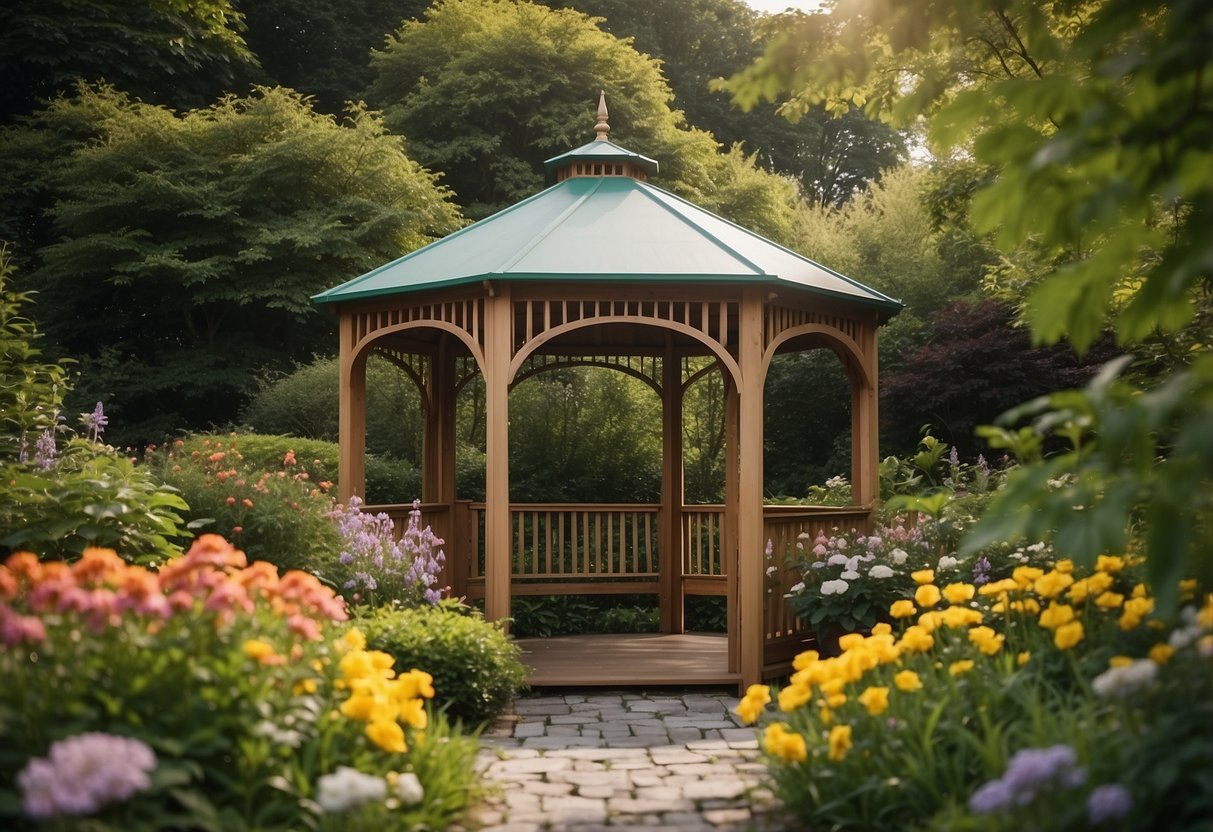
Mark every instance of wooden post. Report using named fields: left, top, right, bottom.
left=424, top=336, right=458, bottom=506
left=723, top=370, right=741, bottom=674
left=338, top=311, right=367, bottom=504
left=850, top=321, right=880, bottom=508
left=484, top=288, right=512, bottom=628
left=660, top=345, right=685, bottom=633
left=738, top=289, right=766, bottom=689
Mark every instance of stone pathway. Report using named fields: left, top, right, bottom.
left=466, top=690, right=789, bottom=831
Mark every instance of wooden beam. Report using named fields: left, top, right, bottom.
left=737, top=289, right=765, bottom=689
left=484, top=288, right=512, bottom=628
left=723, top=373, right=740, bottom=674
left=660, top=344, right=685, bottom=633
left=338, top=312, right=367, bottom=504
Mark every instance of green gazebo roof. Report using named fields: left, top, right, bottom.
left=314, top=93, right=901, bottom=318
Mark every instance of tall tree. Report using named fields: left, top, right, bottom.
left=364, top=0, right=802, bottom=236
left=0, top=0, right=255, bottom=121
left=721, top=0, right=1213, bottom=600
left=237, top=0, right=431, bottom=114
left=543, top=0, right=905, bottom=205
left=1, top=85, right=463, bottom=445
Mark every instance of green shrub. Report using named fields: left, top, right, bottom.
left=0, top=438, right=190, bottom=564
left=357, top=601, right=527, bottom=725
left=150, top=434, right=340, bottom=573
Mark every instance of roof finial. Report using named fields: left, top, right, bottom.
left=594, top=90, right=609, bottom=141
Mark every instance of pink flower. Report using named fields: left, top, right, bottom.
left=18, top=733, right=156, bottom=819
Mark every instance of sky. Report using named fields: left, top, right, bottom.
left=742, top=0, right=823, bottom=14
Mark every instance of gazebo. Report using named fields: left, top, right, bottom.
left=313, top=95, right=901, bottom=691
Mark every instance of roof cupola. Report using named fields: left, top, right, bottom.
left=543, top=91, right=659, bottom=184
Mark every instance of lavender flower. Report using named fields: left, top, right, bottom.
left=18, top=733, right=156, bottom=818
left=33, top=428, right=56, bottom=470
left=329, top=498, right=445, bottom=605
left=970, top=744, right=1087, bottom=814
left=79, top=401, right=108, bottom=442
left=972, top=556, right=992, bottom=586
left=1087, top=784, right=1133, bottom=824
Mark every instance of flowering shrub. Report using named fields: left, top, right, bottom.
left=0, top=536, right=481, bottom=830
left=151, top=434, right=339, bottom=572
left=323, top=497, right=446, bottom=607
left=783, top=519, right=948, bottom=641
left=740, top=553, right=1213, bottom=830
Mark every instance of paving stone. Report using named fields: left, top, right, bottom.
left=488, top=756, right=573, bottom=774
left=719, top=728, right=758, bottom=743
left=513, top=722, right=548, bottom=738
left=681, top=779, right=748, bottom=800
left=541, top=795, right=609, bottom=822
left=701, top=808, right=752, bottom=825
left=522, top=735, right=604, bottom=749
left=608, top=796, right=696, bottom=814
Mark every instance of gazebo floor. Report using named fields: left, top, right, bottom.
left=516, top=632, right=740, bottom=689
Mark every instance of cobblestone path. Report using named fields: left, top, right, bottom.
left=466, top=690, right=790, bottom=831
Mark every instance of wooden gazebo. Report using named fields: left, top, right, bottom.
left=313, top=96, right=901, bottom=691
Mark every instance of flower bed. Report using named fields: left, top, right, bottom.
left=0, top=536, right=480, bottom=830
left=740, top=554, right=1213, bottom=829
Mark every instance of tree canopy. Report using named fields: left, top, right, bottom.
left=0, top=0, right=256, bottom=120
left=1, top=85, right=462, bottom=444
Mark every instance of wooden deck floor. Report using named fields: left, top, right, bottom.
left=516, top=633, right=740, bottom=689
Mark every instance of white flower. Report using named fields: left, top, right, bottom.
left=840, top=570, right=860, bottom=580
left=891, top=548, right=908, bottom=565
left=391, top=772, right=424, bottom=806
left=827, top=553, right=849, bottom=566
left=1091, top=660, right=1158, bottom=700
left=316, top=766, right=387, bottom=813
left=798, top=532, right=813, bottom=541
left=868, top=565, right=895, bottom=579
left=937, top=556, right=959, bottom=570
left=766, top=565, right=778, bottom=576
left=787, top=582, right=806, bottom=595
left=820, top=579, right=850, bottom=596
left=811, top=561, right=825, bottom=569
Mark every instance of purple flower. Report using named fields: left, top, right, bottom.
left=972, top=556, right=992, bottom=586
left=969, top=778, right=1015, bottom=813
left=18, top=733, right=156, bottom=818
left=33, top=428, right=56, bottom=470
left=1002, top=745, right=1085, bottom=794
left=80, top=401, right=108, bottom=442
left=1087, top=784, right=1132, bottom=825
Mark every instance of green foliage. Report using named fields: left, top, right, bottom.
left=0, top=0, right=255, bottom=119
left=243, top=355, right=426, bottom=465
left=764, top=351, right=851, bottom=498
left=964, top=356, right=1213, bottom=613
left=0, top=439, right=191, bottom=564
left=0, top=246, right=70, bottom=461
left=357, top=601, right=528, bottom=725
left=511, top=594, right=661, bottom=637
left=150, top=434, right=339, bottom=573
left=0, top=84, right=463, bottom=446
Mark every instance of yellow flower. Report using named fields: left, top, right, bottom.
left=242, top=638, right=277, bottom=664
left=825, top=692, right=847, bottom=708
left=819, top=706, right=834, bottom=725
left=1096, top=554, right=1125, bottom=574
left=915, top=584, right=942, bottom=608
left=827, top=724, right=853, bottom=761
left=763, top=723, right=807, bottom=763
left=911, top=569, right=935, bottom=585
left=396, top=669, right=436, bottom=700
left=1033, top=571, right=1074, bottom=599
left=871, top=622, right=892, bottom=636
left=1053, top=559, right=1074, bottom=574
left=917, top=610, right=944, bottom=633
left=979, top=578, right=1019, bottom=596
left=857, top=686, right=889, bottom=716
left=339, top=628, right=367, bottom=652
left=949, top=660, right=975, bottom=676
left=340, top=691, right=378, bottom=721
left=1017, top=651, right=1031, bottom=667
left=1012, top=566, right=1044, bottom=587
left=1131, top=583, right=1149, bottom=599
left=1009, top=598, right=1041, bottom=615
left=1067, top=578, right=1092, bottom=604
left=398, top=696, right=428, bottom=730
left=943, top=582, right=976, bottom=604
left=1119, top=596, right=1155, bottom=630
left=893, top=670, right=923, bottom=692
left=735, top=684, right=771, bottom=725
left=1108, top=655, right=1134, bottom=668
left=940, top=606, right=983, bottom=629
left=1054, top=620, right=1084, bottom=650
left=1095, top=592, right=1125, bottom=609
left=968, top=626, right=1004, bottom=656
left=367, top=719, right=407, bottom=753
left=898, top=625, right=934, bottom=654
left=778, top=682, right=813, bottom=712
left=1178, top=579, right=1197, bottom=601
left=838, top=633, right=866, bottom=652
left=792, top=650, right=820, bottom=671
left=1148, top=643, right=1175, bottom=665
left=1038, top=602, right=1076, bottom=630
left=890, top=599, right=917, bottom=619
left=1086, top=572, right=1114, bottom=594
left=1199, top=595, right=1213, bottom=629
left=293, top=678, right=319, bottom=696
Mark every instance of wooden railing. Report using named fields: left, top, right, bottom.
left=366, top=501, right=873, bottom=632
